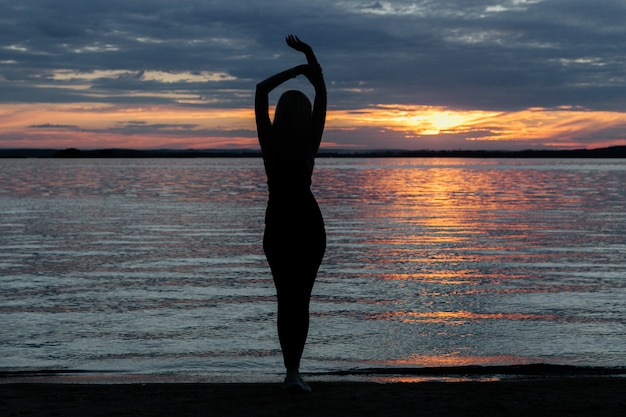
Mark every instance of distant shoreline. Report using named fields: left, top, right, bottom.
left=1, top=145, right=625, bottom=159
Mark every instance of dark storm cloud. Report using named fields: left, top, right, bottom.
left=29, top=124, right=80, bottom=129
left=1, top=0, right=625, bottom=111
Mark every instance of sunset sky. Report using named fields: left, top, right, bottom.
left=1, top=0, right=626, bottom=150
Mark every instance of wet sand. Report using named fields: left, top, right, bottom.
left=2, top=377, right=625, bottom=416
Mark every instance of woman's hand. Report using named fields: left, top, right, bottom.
left=286, top=34, right=320, bottom=67
left=286, top=35, right=313, bottom=55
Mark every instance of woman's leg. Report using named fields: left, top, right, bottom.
left=264, top=224, right=325, bottom=372
left=276, top=273, right=316, bottom=372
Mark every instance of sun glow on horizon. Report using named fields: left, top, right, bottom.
left=1, top=102, right=625, bottom=150
left=329, top=105, right=500, bottom=136
left=328, top=104, right=626, bottom=148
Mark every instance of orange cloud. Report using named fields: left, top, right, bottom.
left=0, top=103, right=257, bottom=149
left=328, top=105, right=500, bottom=136
left=1, top=102, right=625, bottom=149
left=328, top=104, right=626, bottom=148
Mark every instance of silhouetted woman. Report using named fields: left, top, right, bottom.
left=255, top=35, right=327, bottom=392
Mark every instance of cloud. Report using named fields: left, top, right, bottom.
left=1, top=0, right=625, bottom=149
left=3, top=0, right=626, bottom=110
left=326, top=104, right=626, bottom=149
left=29, top=123, right=80, bottom=129
left=48, top=70, right=236, bottom=83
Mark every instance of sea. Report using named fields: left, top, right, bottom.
left=1, top=157, right=625, bottom=383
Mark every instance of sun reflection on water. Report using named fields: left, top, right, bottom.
left=370, top=310, right=557, bottom=324
left=1, top=158, right=625, bottom=376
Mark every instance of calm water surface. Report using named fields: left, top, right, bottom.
left=1, top=158, right=625, bottom=381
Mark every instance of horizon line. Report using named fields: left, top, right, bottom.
left=1, top=145, right=625, bottom=159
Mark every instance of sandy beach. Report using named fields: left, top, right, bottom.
left=2, top=377, right=625, bottom=416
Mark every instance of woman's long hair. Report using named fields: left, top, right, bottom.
left=272, top=90, right=314, bottom=176
left=273, top=90, right=312, bottom=136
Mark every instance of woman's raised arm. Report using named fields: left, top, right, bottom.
left=256, top=35, right=327, bottom=151
left=287, top=35, right=327, bottom=152
left=305, top=65, right=326, bottom=153
left=255, top=64, right=308, bottom=137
